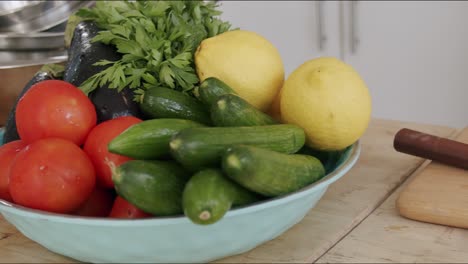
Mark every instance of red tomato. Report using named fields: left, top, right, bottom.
left=73, top=187, right=115, bottom=217
left=83, top=116, right=142, bottom=188
left=109, top=196, right=152, bottom=219
left=16, top=80, right=97, bottom=145
left=9, top=138, right=96, bottom=214
left=0, top=140, right=28, bottom=202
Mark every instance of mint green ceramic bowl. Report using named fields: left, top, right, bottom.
left=0, top=128, right=360, bottom=263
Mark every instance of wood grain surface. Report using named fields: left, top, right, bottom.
left=317, top=156, right=468, bottom=263
left=396, top=127, right=468, bottom=228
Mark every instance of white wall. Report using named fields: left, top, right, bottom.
left=218, top=1, right=341, bottom=77
left=218, top=1, right=468, bottom=128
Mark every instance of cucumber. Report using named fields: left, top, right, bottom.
left=108, top=118, right=204, bottom=159
left=222, top=145, right=325, bottom=197
left=194, top=77, right=237, bottom=106
left=183, top=169, right=259, bottom=225
left=211, top=94, right=277, bottom=127
left=140, top=87, right=211, bottom=125
left=169, top=124, right=305, bottom=171
left=298, top=146, right=348, bottom=174
left=112, top=160, right=190, bottom=216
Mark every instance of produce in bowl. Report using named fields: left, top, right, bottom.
left=0, top=0, right=371, bottom=262
left=0, top=127, right=360, bottom=263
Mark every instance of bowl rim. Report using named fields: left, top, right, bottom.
left=0, top=129, right=360, bottom=226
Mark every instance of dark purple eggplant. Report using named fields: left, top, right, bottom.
left=2, top=64, right=64, bottom=144
left=88, top=84, right=142, bottom=123
left=63, top=21, right=142, bottom=123
left=63, top=21, right=119, bottom=86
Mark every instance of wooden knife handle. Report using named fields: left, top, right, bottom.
left=394, top=128, right=468, bottom=170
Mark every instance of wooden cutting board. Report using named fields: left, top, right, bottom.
left=396, top=127, right=468, bottom=228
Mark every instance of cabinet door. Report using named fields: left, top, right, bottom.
left=342, top=1, right=468, bottom=127
left=218, top=1, right=341, bottom=76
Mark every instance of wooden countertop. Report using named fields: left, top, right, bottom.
left=0, top=118, right=462, bottom=263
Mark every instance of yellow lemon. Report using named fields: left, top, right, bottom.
left=280, top=57, right=372, bottom=150
left=195, top=30, right=284, bottom=111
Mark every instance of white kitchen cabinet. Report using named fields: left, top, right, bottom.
left=341, top=1, right=468, bottom=128
left=217, top=1, right=468, bottom=128
left=218, top=1, right=341, bottom=76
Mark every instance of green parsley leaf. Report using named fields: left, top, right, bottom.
left=75, top=0, right=233, bottom=98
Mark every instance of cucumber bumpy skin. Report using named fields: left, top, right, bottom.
left=169, top=124, right=306, bottom=172
left=222, top=145, right=326, bottom=197
left=108, top=118, right=205, bottom=159
left=210, top=94, right=277, bottom=127
left=182, top=169, right=259, bottom=225
left=112, top=160, right=190, bottom=216
left=195, top=77, right=237, bottom=106
left=140, top=87, right=212, bottom=125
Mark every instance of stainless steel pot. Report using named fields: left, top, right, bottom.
left=0, top=49, right=67, bottom=69
left=0, top=1, right=93, bottom=33
left=0, top=1, right=43, bottom=16
left=0, top=32, right=66, bottom=51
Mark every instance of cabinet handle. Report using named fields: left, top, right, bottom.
left=316, top=1, right=327, bottom=51
left=350, top=0, right=360, bottom=54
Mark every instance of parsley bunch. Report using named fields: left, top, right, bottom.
left=76, top=0, right=232, bottom=101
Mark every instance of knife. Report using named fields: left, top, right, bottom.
left=393, top=128, right=468, bottom=170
